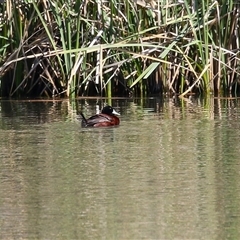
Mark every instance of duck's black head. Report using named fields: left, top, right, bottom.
left=101, top=106, right=120, bottom=115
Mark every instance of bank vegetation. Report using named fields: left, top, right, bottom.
left=0, top=0, right=240, bottom=98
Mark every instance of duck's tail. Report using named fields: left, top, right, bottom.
left=79, top=112, right=87, bottom=124
left=78, top=112, right=88, bottom=127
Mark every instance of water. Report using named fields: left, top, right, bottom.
left=0, top=97, right=240, bottom=239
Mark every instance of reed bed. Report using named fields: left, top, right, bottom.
left=0, top=0, right=240, bottom=98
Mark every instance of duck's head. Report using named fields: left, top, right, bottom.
left=101, top=106, right=120, bottom=115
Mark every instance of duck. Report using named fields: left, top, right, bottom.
left=80, top=105, right=120, bottom=127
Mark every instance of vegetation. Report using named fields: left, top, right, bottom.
left=0, top=0, right=240, bottom=98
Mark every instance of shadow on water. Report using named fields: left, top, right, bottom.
left=0, top=97, right=240, bottom=239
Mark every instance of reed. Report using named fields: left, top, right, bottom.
left=0, top=0, right=240, bottom=97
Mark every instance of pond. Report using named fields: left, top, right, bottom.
left=0, top=97, right=240, bottom=239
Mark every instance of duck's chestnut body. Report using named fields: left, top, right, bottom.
left=80, top=106, right=120, bottom=127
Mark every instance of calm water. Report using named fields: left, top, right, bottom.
left=0, top=97, right=240, bottom=239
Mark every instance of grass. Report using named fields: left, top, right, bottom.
left=0, top=0, right=240, bottom=98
